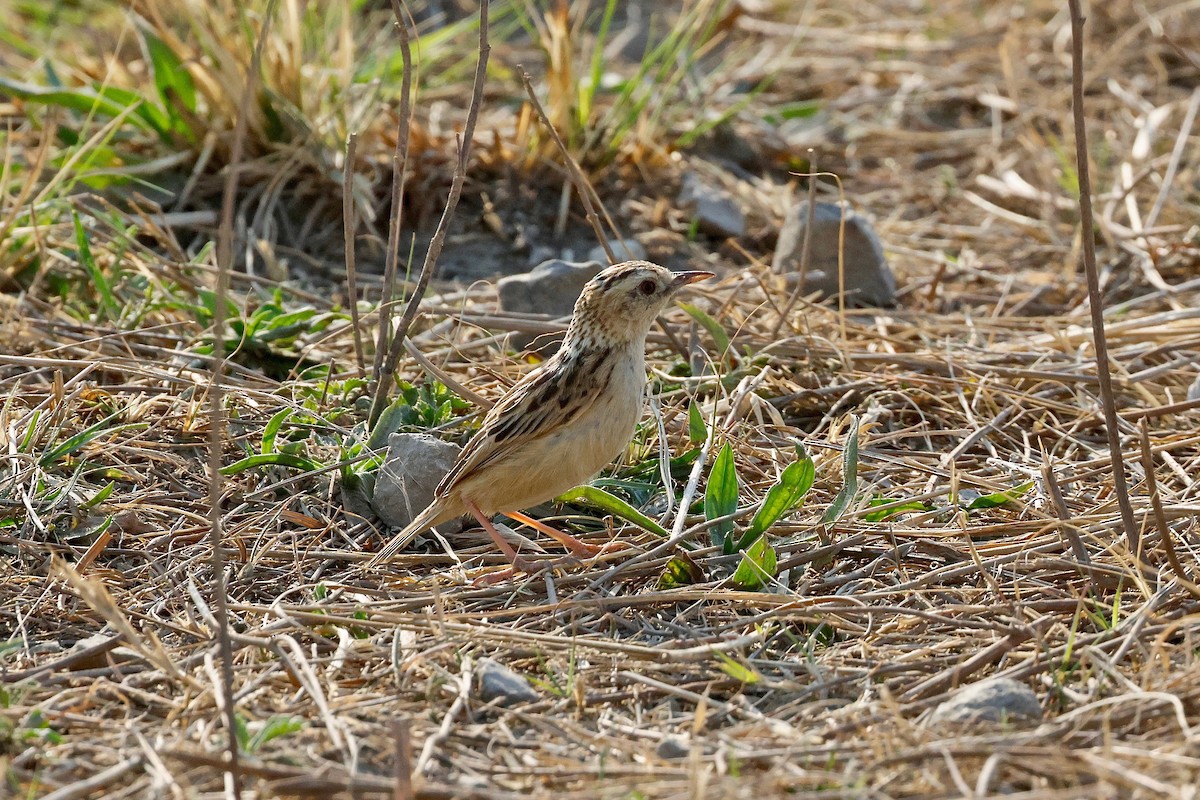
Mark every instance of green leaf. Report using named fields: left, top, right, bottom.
left=731, top=536, right=777, bottom=591
left=679, top=302, right=731, bottom=360
left=557, top=485, right=668, bottom=537
left=0, top=77, right=167, bottom=137
left=687, top=401, right=707, bottom=444
left=763, top=100, right=821, bottom=126
left=140, top=29, right=196, bottom=131
left=863, top=496, right=929, bottom=522
left=261, top=408, right=292, bottom=454
left=821, top=415, right=860, bottom=525
left=713, top=651, right=760, bottom=684
left=246, top=715, right=304, bottom=753
left=80, top=482, right=115, bottom=509
left=704, top=442, right=739, bottom=551
left=233, top=715, right=250, bottom=753
left=73, top=212, right=119, bottom=321
left=220, top=452, right=322, bottom=475
left=736, top=451, right=815, bottom=551
left=656, top=552, right=704, bottom=589
left=38, top=416, right=146, bottom=468
left=963, top=481, right=1034, bottom=510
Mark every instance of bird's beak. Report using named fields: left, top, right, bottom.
left=670, top=270, right=714, bottom=289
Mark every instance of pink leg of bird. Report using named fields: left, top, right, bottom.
left=465, top=500, right=526, bottom=566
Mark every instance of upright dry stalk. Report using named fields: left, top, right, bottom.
left=370, top=0, right=414, bottom=402
left=1067, top=0, right=1139, bottom=557
left=343, top=132, right=366, bottom=374
left=209, top=2, right=280, bottom=796
left=367, top=0, right=491, bottom=427
left=519, top=68, right=623, bottom=263
left=391, top=716, right=414, bottom=800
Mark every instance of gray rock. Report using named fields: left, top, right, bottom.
left=773, top=201, right=896, bottom=307
left=370, top=433, right=462, bottom=532
left=497, top=259, right=605, bottom=351
left=679, top=174, right=746, bottom=239
left=928, top=678, right=1042, bottom=727
left=477, top=658, right=540, bottom=706
left=1187, top=373, right=1200, bottom=402
left=655, top=735, right=691, bottom=760
left=586, top=237, right=647, bottom=266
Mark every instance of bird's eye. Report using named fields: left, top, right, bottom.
left=637, top=279, right=656, bottom=296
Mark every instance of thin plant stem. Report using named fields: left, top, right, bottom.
left=210, top=2, right=281, bottom=796
left=368, top=0, right=491, bottom=428
left=370, top=0, right=415, bottom=415
left=343, top=131, right=365, bottom=374
left=1067, top=0, right=1139, bottom=557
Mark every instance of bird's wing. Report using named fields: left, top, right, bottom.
left=436, top=346, right=613, bottom=496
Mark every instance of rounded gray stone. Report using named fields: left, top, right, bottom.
left=497, top=259, right=605, bottom=351
left=586, top=237, right=647, bottom=266
left=655, top=735, right=691, bottom=760
left=928, top=678, right=1042, bottom=727
left=679, top=173, right=746, bottom=239
left=370, top=433, right=462, bottom=531
left=773, top=201, right=896, bottom=307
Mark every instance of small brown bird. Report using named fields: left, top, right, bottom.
left=369, top=261, right=712, bottom=576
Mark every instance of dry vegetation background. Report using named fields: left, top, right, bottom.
left=2, top=0, right=1200, bottom=797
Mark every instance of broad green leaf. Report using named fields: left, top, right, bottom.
left=220, top=452, right=322, bottom=475
left=863, top=496, right=929, bottom=522
left=557, top=485, right=668, bottom=537
left=656, top=552, right=704, bottom=589
left=687, top=401, right=706, bottom=444
left=679, top=302, right=731, bottom=359
left=713, top=651, right=760, bottom=684
left=704, top=442, right=739, bottom=552
left=141, top=29, right=196, bottom=128
left=732, top=536, right=777, bottom=591
left=821, top=415, right=860, bottom=525
left=963, top=481, right=1034, bottom=510
left=736, top=452, right=815, bottom=551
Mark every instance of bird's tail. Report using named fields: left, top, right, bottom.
left=366, top=501, right=454, bottom=568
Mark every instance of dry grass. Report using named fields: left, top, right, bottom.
left=3, top=0, right=1200, bottom=798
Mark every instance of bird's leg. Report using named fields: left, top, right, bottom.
left=465, top=500, right=529, bottom=569
left=466, top=502, right=591, bottom=585
left=504, top=510, right=623, bottom=558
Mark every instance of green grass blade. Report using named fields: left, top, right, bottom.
left=73, top=212, right=119, bottom=321
left=261, top=408, right=292, bottom=454
left=687, top=401, right=707, bottom=444
left=963, top=481, right=1034, bottom=510
left=38, top=414, right=147, bottom=468
left=821, top=416, right=860, bottom=525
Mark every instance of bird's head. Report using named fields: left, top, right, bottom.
left=566, top=261, right=713, bottom=347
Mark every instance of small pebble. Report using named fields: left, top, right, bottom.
left=477, top=658, right=540, bottom=707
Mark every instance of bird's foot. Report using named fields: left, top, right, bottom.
left=470, top=553, right=583, bottom=586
